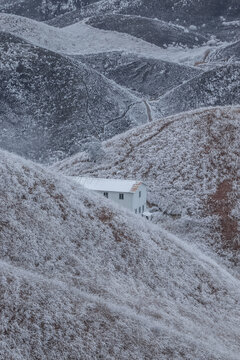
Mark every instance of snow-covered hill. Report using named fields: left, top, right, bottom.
left=86, top=14, right=208, bottom=48
left=1, top=149, right=240, bottom=359
left=75, top=51, right=202, bottom=99
left=0, top=2, right=239, bottom=358
left=47, top=0, right=240, bottom=37
left=52, top=106, right=240, bottom=269
left=0, top=13, right=214, bottom=64
left=154, top=64, right=240, bottom=117
left=0, top=31, right=148, bottom=163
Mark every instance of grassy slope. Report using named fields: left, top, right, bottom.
left=0, top=149, right=240, bottom=359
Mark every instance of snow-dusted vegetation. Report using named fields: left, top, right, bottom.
left=0, top=31, right=147, bottom=163
left=1, top=149, right=240, bottom=359
left=86, top=14, right=208, bottom=48
left=0, top=0, right=239, bottom=358
left=0, top=13, right=211, bottom=60
left=154, top=64, right=240, bottom=117
left=75, top=51, right=202, bottom=99
left=53, top=107, right=240, bottom=269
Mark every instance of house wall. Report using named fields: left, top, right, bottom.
left=96, top=183, right=147, bottom=214
left=132, top=184, right=147, bottom=214
left=96, top=191, right=134, bottom=211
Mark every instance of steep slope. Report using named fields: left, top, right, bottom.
left=154, top=64, right=240, bottom=118
left=86, top=14, right=208, bottom=48
left=0, top=31, right=147, bottom=163
left=52, top=107, right=240, bottom=268
left=1, top=149, right=240, bottom=359
left=75, top=51, right=202, bottom=99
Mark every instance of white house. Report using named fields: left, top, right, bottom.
left=73, top=177, right=148, bottom=215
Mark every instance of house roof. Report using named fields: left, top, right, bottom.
left=73, top=177, right=144, bottom=193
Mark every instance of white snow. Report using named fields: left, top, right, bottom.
left=73, top=176, right=142, bottom=193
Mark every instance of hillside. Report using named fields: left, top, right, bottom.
left=52, top=107, right=240, bottom=269
left=86, top=14, right=208, bottom=48
left=47, top=0, right=240, bottom=33
left=0, top=31, right=147, bottom=163
left=0, top=0, right=100, bottom=21
left=75, top=51, right=202, bottom=99
left=154, top=64, right=240, bottom=118
left=1, top=149, right=240, bottom=359
left=47, top=0, right=142, bottom=27
left=0, top=13, right=213, bottom=64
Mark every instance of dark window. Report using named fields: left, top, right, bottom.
left=139, top=207, right=141, bottom=213
left=142, top=205, right=144, bottom=213
left=139, top=191, right=141, bottom=198
left=103, top=192, right=108, bottom=198
left=119, top=193, right=124, bottom=200
left=135, top=209, right=137, bottom=214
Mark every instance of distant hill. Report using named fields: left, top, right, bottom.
left=119, top=0, right=240, bottom=30
left=154, top=64, right=240, bottom=117
left=47, top=0, right=142, bottom=27
left=1, top=149, right=240, bottom=359
left=52, top=107, right=240, bottom=268
left=0, top=13, right=185, bottom=60
left=0, top=31, right=147, bottom=163
left=47, top=0, right=240, bottom=32
left=75, top=51, right=202, bottom=99
left=0, top=0, right=100, bottom=21
left=86, top=14, right=208, bottom=48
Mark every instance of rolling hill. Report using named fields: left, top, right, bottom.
left=52, top=106, right=240, bottom=269
left=86, top=14, right=208, bottom=48
left=47, top=0, right=240, bottom=33
left=153, top=64, right=240, bottom=118
left=0, top=149, right=240, bottom=359
left=0, top=31, right=147, bottom=163
left=0, top=2, right=239, bottom=359
left=75, top=51, right=202, bottom=99
left=0, top=13, right=201, bottom=61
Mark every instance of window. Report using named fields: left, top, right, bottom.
left=139, top=191, right=141, bottom=198
left=135, top=209, right=138, bottom=214
left=142, top=205, right=144, bottom=213
left=119, top=193, right=124, bottom=200
left=103, top=192, right=108, bottom=198
left=139, top=207, right=141, bottom=214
